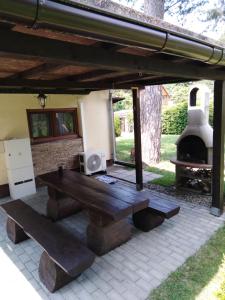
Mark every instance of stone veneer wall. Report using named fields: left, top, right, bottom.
left=31, top=138, right=83, bottom=176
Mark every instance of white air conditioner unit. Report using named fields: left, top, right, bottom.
left=79, top=151, right=106, bottom=175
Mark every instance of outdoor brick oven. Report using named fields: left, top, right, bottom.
left=171, top=86, right=213, bottom=193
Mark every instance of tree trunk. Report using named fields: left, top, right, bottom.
left=141, top=0, right=164, bottom=165
left=140, top=86, right=162, bottom=164
left=144, top=0, right=165, bottom=19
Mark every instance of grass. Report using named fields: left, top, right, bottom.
left=116, top=134, right=225, bottom=187
left=115, top=134, right=178, bottom=163
left=116, top=137, right=225, bottom=299
left=115, top=134, right=178, bottom=186
left=146, top=166, right=175, bottom=186
left=149, top=226, right=225, bottom=300
left=115, top=135, right=134, bottom=163
left=160, top=134, right=178, bottom=161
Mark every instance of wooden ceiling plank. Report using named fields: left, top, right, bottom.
left=5, top=63, right=64, bottom=79
left=0, top=77, right=196, bottom=89
left=65, top=69, right=115, bottom=82
left=0, top=29, right=225, bottom=82
left=0, top=88, right=94, bottom=94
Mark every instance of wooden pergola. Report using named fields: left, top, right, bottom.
left=0, top=0, right=225, bottom=216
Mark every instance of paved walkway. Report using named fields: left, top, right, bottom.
left=107, top=165, right=162, bottom=184
left=0, top=187, right=224, bottom=300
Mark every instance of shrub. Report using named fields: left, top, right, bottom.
left=162, top=101, right=188, bottom=134
left=114, top=115, right=121, bottom=137
left=209, top=101, right=213, bottom=127
left=127, top=111, right=134, bottom=132
left=162, top=100, right=214, bottom=135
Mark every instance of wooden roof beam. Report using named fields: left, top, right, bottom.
left=1, top=29, right=225, bottom=81
left=0, top=77, right=196, bottom=89
left=0, top=88, right=94, bottom=94
left=111, top=74, right=159, bottom=85
left=5, top=63, right=64, bottom=79
left=65, top=69, right=116, bottom=82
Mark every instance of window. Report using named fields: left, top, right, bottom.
left=27, top=108, right=79, bottom=143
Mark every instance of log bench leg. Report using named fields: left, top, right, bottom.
left=47, top=187, right=82, bottom=221
left=87, top=212, right=132, bottom=256
left=132, top=209, right=165, bottom=232
left=39, top=251, right=77, bottom=293
left=6, top=218, right=29, bottom=244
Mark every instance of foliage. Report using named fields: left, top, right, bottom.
left=149, top=226, right=225, bottom=300
left=115, top=134, right=178, bottom=163
left=113, top=0, right=225, bottom=32
left=113, top=0, right=208, bottom=24
left=205, top=0, right=225, bottom=29
left=115, top=136, right=134, bottom=162
left=127, top=111, right=133, bottom=132
left=114, top=114, right=121, bottom=137
left=146, top=166, right=175, bottom=186
left=165, top=81, right=214, bottom=104
left=113, top=90, right=133, bottom=112
left=162, top=101, right=188, bottom=134
left=209, top=101, right=214, bottom=127
left=164, top=0, right=207, bottom=22
left=165, top=82, right=191, bottom=104
left=116, top=134, right=177, bottom=186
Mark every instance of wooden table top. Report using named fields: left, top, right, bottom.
left=39, top=170, right=149, bottom=221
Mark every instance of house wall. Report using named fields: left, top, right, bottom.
left=79, top=90, right=112, bottom=160
left=0, top=90, right=112, bottom=188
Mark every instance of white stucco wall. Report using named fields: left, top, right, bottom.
left=79, top=90, right=112, bottom=160
left=0, top=90, right=112, bottom=186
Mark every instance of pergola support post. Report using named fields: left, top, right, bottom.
left=108, top=90, right=116, bottom=163
left=132, top=87, right=143, bottom=191
left=211, top=80, right=225, bottom=216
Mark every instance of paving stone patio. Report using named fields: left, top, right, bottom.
left=0, top=185, right=225, bottom=300
left=107, top=165, right=162, bottom=184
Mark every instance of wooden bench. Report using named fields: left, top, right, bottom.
left=39, top=170, right=149, bottom=255
left=112, top=182, right=180, bottom=232
left=132, top=197, right=180, bottom=232
left=0, top=200, right=95, bottom=293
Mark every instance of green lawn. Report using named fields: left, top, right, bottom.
left=116, top=138, right=225, bottom=299
left=115, top=134, right=178, bottom=186
left=115, top=134, right=178, bottom=163
left=149, top=226, right=225, bottom=300
left=115, top=134, right=225, bottom=187
left=115, top=135, right=135, bottom=163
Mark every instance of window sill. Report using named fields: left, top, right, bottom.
left=31, top=134, right=81, bottom=145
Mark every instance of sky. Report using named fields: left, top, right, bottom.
left=111, top=0, right=222, bottom=40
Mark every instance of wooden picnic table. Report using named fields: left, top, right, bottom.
left=39, top=170, right=149, bottom=255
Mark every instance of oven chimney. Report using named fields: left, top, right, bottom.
left=171, top=84, right=213, bottom=193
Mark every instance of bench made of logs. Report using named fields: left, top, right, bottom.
left=39, top=170, right=149, bottom=255
left=110, top=182, right=180, bottom=232
left=0, top=200, right=95, bottom=293
left=132, top=197, right=180, bottom=232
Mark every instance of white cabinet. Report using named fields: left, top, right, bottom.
left=4, top=138, right=36, bottom=199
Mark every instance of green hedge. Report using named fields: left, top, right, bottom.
left=162, top=101, right=214, bottom=135
left=209, top=101, right=213, bottom=127
left=162, top=102, right=188, bottom=135
left=114, top=115, right=121, bottom=137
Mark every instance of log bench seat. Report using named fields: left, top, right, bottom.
left=39, top=170, right=149, bottom=255
left=0, top=200, right=95, bottom=293
left=132, top=197, right=180, bottom=232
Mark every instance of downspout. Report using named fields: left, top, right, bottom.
left=0, top=0, right=225, bottom=66
left=79, top=101, right=87, bottom=153
left=108, top=90, right=116, bottom=162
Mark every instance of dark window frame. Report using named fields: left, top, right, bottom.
left=27, top=108, right=79, bottom=144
